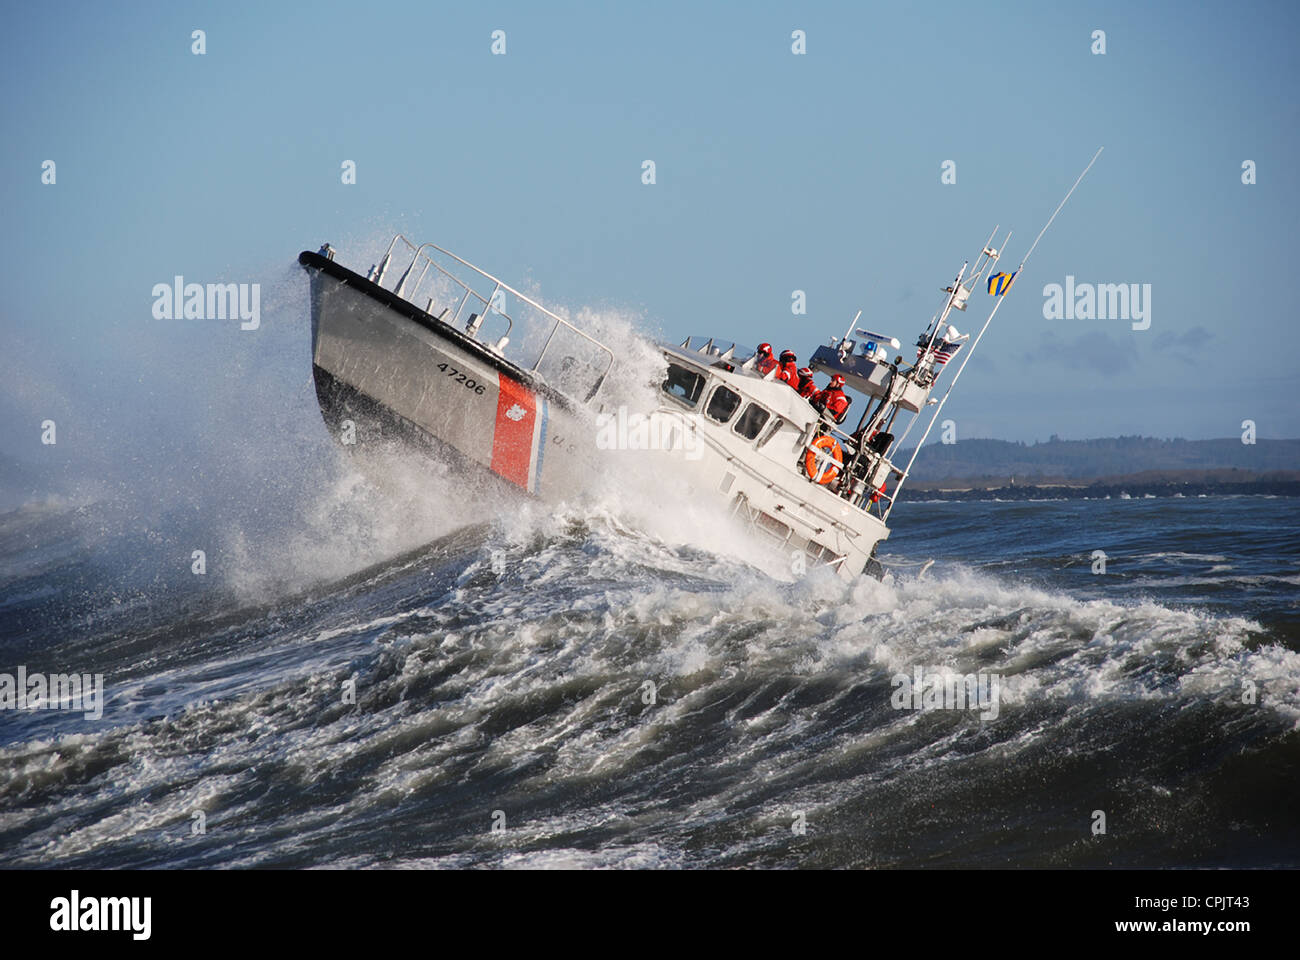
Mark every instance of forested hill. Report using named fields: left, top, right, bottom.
left=900, top=437, right=1300, bottom=482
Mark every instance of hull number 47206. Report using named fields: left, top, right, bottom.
left=437, top=362, right=486, bottom=395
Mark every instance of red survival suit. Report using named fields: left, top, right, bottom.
left=778, top=350, right=799, bottom=387
left=813, top=374, right=851, bottom=422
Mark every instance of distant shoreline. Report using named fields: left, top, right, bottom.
left=903, top=472, right=1300, bottom=500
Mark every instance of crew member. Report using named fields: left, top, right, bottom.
left=754, top=343, right=779, bottom=376
left=778, top=349, right=799, bottom=386
left=813, top=373, right=851, bottom=422
left=794, top=367, right=818, bottom=398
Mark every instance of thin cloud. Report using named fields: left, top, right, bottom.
left=1022, top=331, right=1135, bottom=377
left=1152, top=325, right=1215, bottom=365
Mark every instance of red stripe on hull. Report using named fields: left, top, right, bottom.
left=491, top=375, right=537, bottom=489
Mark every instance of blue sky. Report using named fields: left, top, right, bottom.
left=3, top=0, right=1298, bottom=472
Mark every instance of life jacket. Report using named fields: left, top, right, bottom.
left=781, top=361, right=799, bottom=386
left=815, top=387, right=850, bottom=422
left=755, top=354, right=779, bottom=375
left=796, top=375, right=818, bottom=398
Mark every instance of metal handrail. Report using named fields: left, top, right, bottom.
left=797, top=425, right=907, bottom=515
left=397, top=242, right=514, bottom=342
left=379, top=234, right=614, bottom=401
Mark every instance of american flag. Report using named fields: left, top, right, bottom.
left=916, top=337, right=964, bottom=366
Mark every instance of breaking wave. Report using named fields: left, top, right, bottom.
left=1, top=493, right=1297, bottom=868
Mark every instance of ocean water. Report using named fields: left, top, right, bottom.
left=1, top=468, right=1296, bottom=868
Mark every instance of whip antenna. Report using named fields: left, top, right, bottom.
left=1017, top=147, right=1103, bottom=273
left=888, top=148, right=1104, bottom=518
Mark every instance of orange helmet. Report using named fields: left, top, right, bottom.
left=829, top=373, right=846, bottom=388
left=756, top=342, right=772, bottom=355
left=780, top=349, right=797, bottom=363
left=797, top=366, right=813, bottom=379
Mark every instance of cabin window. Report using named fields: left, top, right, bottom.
left=662, top=363, right=705, bottom=406
left=756, top=417, right=784, bottom=448
left=732, top=402, right=770, bottom=441
left=705, top=385, right=742, bottom=423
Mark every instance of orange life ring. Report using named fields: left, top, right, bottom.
left=803, top=435, right=842, bottom=485
left=870, top=482, right=887, bottom=504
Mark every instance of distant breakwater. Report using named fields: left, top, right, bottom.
left=905, top=478, right=1300, bottom=500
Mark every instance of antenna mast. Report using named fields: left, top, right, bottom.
left=887, top=148, right=1104, bottom=520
